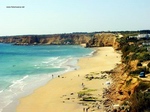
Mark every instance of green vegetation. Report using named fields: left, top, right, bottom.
left=116, top=31, right=139, bottom=49
left=78, top=91, right=91, bottom=98
left=130, top=82, right=150, bottom=112
left=117, top=31, right=150, bottom=112
left=130, top=67, right=146, bottom=75
left=121, top=44, right=149, bottom=62
left=132, top=52, right=150, bottom=62
left=137, top=62, right=142, bottom=66
left=85, top=75, right=94, bottom=80
left=78, top=89, right=97, bottom=101
left=85, top=72, right=103, bottom=80
left=126, top=78, right=132, bottom=86
left=82, top=96, right=97, bottom=102
left=136, top=82, right=150, bottom=91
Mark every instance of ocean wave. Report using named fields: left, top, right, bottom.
left=0, top=90, right=3, bottom=94
left=42, top=62, right=49, bottom=64
left=87, top=49, right=96, bottom=56
left=9, top=75, right=29, bottom=90
left=49, top=49, right=67, bottom=52
left=42, top=57, right=59, bottom=64
left=47, top=57, right=67, bottom=67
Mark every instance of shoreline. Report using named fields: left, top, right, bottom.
left=16, top=47, right=121, bottom=112
left=1, top=46, right=93, bottom=112
left=1, top=58, right=83, bottom=112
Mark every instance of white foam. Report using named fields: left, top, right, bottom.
left=9, top=75, right=29, bottom=89
left=42, top=62, right=49, bottom=64
left=87, top=49, right=96, bottom=56
left=48, top=57, right=59, bottom=62
left=0, top=90, right=3, bottom=94
left=41, top=57, right=60, bottom=66
left=45, top=57, right=68, bottom=68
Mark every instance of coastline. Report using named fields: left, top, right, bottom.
left=16, top=47, right=121, bottom=112
left=0, top=45, right=93, bottom=112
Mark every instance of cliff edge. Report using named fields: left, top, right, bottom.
left=0, top=33, right=120, bottom=50
left=86, top=33, right=120, bottom=49
left=0, top=34, right=91, bottom=45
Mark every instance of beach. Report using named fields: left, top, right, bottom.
left=16, top=47, right=121, bottom=112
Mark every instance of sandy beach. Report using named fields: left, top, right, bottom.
left=16, top=47, right=121, bottom=112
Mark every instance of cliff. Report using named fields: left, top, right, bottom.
left=0, top=33, right=121, bottom=50
left=0, top=34, right=92, bottom=45
left=86, top=33, right=120, bottom=49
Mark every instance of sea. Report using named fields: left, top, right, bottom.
left=0, top=43, right=94, bottom=112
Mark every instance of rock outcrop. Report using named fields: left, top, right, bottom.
left=86, top=33, right=120, bottom=49
left=107, top=60, right=140, bottom=111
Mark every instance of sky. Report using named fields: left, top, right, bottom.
left=0, top=0, right=150, bottom=36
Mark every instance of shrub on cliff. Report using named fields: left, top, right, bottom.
left=121, top=41, right=148, bottom=61
left=130, top=82, right=150, bottom=112
left=137, top=62, right=142, bottom=66
left=136, top=52, right=150, bottom=62
left=121, top=44, right=142, bottom=58
left=130, top=67, right=146, bottom=75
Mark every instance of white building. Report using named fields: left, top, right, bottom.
left=137, top=34, right=150, bottom=40
left=142, top=42, right=150, bottom=46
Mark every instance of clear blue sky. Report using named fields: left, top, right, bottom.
left=0, top=0, right=150, bottom=36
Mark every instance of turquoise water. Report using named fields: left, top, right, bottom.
left=0, top=43, right=94, bottom=112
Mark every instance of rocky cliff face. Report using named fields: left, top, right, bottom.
left=0, top=33, right=120, bottom=49
left=86, top=33, right=120, bottom=49
left=107, top=63, right=139, bottom=112
left=0, top=34, right=91, bottom=45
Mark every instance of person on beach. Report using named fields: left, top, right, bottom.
left=86, top=107, right=90, bottom=112
left=83, top=108, right=85, bottom=112
left=83, top=107, right=89, bottom=112
left=82, top=83, right=85, bottom=88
